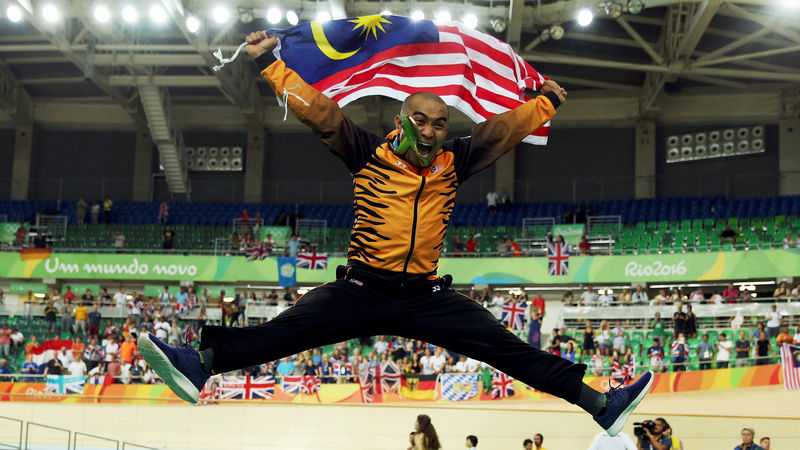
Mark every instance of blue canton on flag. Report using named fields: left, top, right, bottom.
left=436, top=373, right=480, bottom=401
left=547, top=242, right=569, bottom=276
left=46, top=375, right=85, bottom=394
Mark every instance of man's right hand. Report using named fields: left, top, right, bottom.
left=245, top=31, right=278, bottom=59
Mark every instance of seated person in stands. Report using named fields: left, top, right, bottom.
left=719, top=224, right=738, bottom=243
left=579, top=236, right=590, bottom=255
left=775, top=326, right=794, bottom=346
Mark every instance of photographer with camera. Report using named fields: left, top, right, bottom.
left=635, top=418, right=672, bottom=450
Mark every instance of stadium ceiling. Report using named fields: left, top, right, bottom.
left=1, top=0, right=799, bottom=132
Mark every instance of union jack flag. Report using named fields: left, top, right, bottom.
left=780, top=344, right=800, bottom=391
left=491, top=371, right=514, bottom=399
left=245, top=244, right=269, bottom=262
left=282, top=375, right=321, bottom=394
left=547, top=242, right=569, bottom=276
left=220, top=375, right=275, bottom=400
left=611, top=359, right=626, bottom=386
left=175, top=302, right=189, bottom=316
left=296, top=252, right=328, bottom=270
left=198, top=377, right=220, bottom=404
left=359, top=366, right=377, bottom=403
left=500, top=301, right=527, bottom=331
left=46, top=375, right=85, bottom=394
left=379, top=360, right=402, bottom=394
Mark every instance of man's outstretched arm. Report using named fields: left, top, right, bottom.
left=245, top=31, right=375, bottom=172
left=456, top=81, right=567, bottom=181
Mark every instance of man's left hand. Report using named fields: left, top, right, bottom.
left=542, top=80, right=567, bottom=103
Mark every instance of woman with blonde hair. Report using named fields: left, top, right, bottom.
left=410, top=415, right=441, bottom=450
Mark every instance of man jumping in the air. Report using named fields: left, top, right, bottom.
left=138, top=30, right=652, bottom=436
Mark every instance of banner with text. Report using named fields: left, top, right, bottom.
left=551, top=224, right=585, bottom=247
left=0, top=249, right=798, bottom=284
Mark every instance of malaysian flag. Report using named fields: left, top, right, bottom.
left=296, top=252, right=329, bottom=270
left=268, top=16, right=550, bottom=146
left=46, top=375, right=85, bottom=394
left=547, top=242, right=569, bottom=276
left=780, top=344, right=800, bottom=391
left=500, top=301, right=527, bottom=331
left=491, top=371, right=515, bottom=399
left=220, top=375, right=275, bottom=400
left=359, top=366, right=377, bottom=404
left=379, top=360, right=402, bottom=394
left=282, top=375, right=322, bottom=394
left=245, top=244, right=269, bottom=262
left=436, top=373, right=480, bottom=401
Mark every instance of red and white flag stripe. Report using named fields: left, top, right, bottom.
left=780, top=344, right=800, bottom=391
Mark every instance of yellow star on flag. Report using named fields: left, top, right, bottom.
left=349, top=15, right=392, bottom=40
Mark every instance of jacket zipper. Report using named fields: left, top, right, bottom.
left=403, top=177, right=426, bottom=275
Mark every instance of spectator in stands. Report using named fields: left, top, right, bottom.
left=508, top=237, right=522, bottom=257
left=57, top=346, right=74, bottom=368
left=580, top=285, right=598, bottom=306
left=68, top=353, right=88, bottom=377
left=716, top=333, right=733, bottom=368
left=597, top=320, right=612, bottom=356
left=689, top=288, right=705, bottom=303
left=0, top=323, right=11, bottom=358
left=0, top=359, right=10, bottom=379
left=466, top=234, right=478, bottom=255
left=90, top=201, right=100, bottom=224
left=672, top=303, right=689, bottom=338
left=44, top=301, right=57, bottom=337
left=21, top=354, right=38, bottom=381
left=579, top=236, right=590, bottom=255
left=238, top=209, right=251, bottom=227
left=76, top=196, right=88, bottom=224
left=759, top=437, right=770, bottom=450
left=159, top=201, right=169, bottom=225
left=449, top=235, right=465, bottom=257
left=652, top=289, right=668, bottom=306
left=561, top=290, right=574, bottom=305
left=618, top=288, right=631, bottom=304
left=697, top=333, right=714, bottom=370
left=500, top=186, right=512, bottom=211
left=10, top=328, right=24, bottom=353
left=773, top=281, right=790, bottom=298
left=720, top=224, right=737, bottom=244
left=497, top=237, right=512, bottom=257
left=103, top=196, right=113, bottom=223
left=751, top=322, right=765, bottom=342
left=103, top=335, right=119, bottom=371
left=668, top=287, right=683, bottom=303
left=14, top=223, right=28, bottom=247
left=87, top=305, right=101, bottom=337
left=74, top=302, right=89, bottom=336
left=685, top=304, right=697, bottom=339
left=106, top=354, right=122, bottom=380
left=486, top=190, right=498, bottom=213
left=563, top=341, right=576, bottom=363
left=723, top=283, right=740, bottom=303
left=21, top=290, right=34, bottom=320
left=776, top=326, right=793, bottom=346
left=283, top=287, right=297, bottom=305
left=159, top=286, right=172, bottom=305
left=764, top=305, right=781, bottom=339
left=591, top=349, right=606, bottom=376
left=81, top=288, right=95, bottom=305
left=646, top=339, right=664, bottom=373
left=489, top=290, right=505, bottom=319
left=734, top=427, right=761, bottom=450
left=287, top=234, right=300, bottom=257
left=98, top=288, right=112, bottom=306
left=162, top=225, right=176, bottom=251
left=612, top=321, right=626, bottom=354
left=632, top=285, right=648, bottom=305
left=782, top=233, right=793, bottom=249
left=43, top=355, right=63, bottom=376
left=792, top=283, right=800, bottom=300
left=113, top=230, right=126, bottom=253
left=739, top=288, right=753, bottom=302
left=579, top=321, right=595, bottom=362
left=671, top=333, right=689, bottom=372
left=598, top=290, right=614, bottom=307
left=63, top=286, right=75, bottom=304
left=734, top=331, right=752, bottom=368
left=648, top=312, right=664, bottom=344
left=531, top=292, right=545, bottom=317
left=754, top=331, right=771, bottom=366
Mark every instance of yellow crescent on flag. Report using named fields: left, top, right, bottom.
left=311, top=21, right=360, bottom=60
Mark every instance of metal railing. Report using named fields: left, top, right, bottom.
left=0, top=416, right=23, bottom=450
left=0, top=416, right=157, bottom=450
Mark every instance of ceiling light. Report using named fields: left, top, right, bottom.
left=149, top=5, right=167, bottom=23
left=121, top=6, right=138, bottom=23
left=185, top=15, right=200, bottom=32
left=627, top=0, right=645, bottom=15
left=410, top=9, right=425, bottom=21
left=577, top=7, right=593, bottom=26
left=462, top=13, right=478, bottom=29
left=286, top=10, right=298, bottom=25
left=42, top=4, right=60, bottom=23
left=490, top=17, right=507, bottom=33
left=550, top=23, right=565, bottom=40
left=266, top=7, right=282, bottom=24
left=93, top=5, right=110, bottom=23
left=434, top=10, right=451, bottom=23
left=316, top=11, right=331, bottom=22
left=7, top=5, right=23, bottom=22
left=380, top=10, right=392, bottom=16
left=212, top=6, right=229, bottom=23
left=239, top=8, right=253, bottom=24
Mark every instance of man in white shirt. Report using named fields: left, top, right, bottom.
left=57, top=347, right=74, bottom=368
left=486, top=191, right=498, bottom=213
left=689, top=288, right=704, bottom=303
left=103, top=336, right=119, bottom=366
left=431, top=347, right=447, bottom=374
left=153, top=319, right=170, bottom=341
left=631, top=285, right=648, bottom=304
left=765, top=305, right=781, bottom=339
left=611, top=321, right=626, bottom=354
left=374, top=336, right=389, bottom=355
left=581, top=285, right=598, bottom=306
left=114, top=287, right=128, bottom=310
left=420, top=348, right=435, bottom=375
left=68, top=354, right=88, bottom=377
left=711, top=292, right=724, bottom=305
left=465, top=357, right=480, bottom=373
left=716, top=334, right=733, bottom=368
left=455, top=356, right=468, bottom=373
left=598, top=290, right=614, bottom=307
left=587, top=431, right=637, bottom=450
left=490, top=291, right=505, bottom=319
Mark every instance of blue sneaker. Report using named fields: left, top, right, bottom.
left=137, top=333, right=210, bottom=403
left=593, top=371, right=654, bottom=437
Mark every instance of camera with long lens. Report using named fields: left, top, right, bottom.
left=633, top=420, right=656, bottom=438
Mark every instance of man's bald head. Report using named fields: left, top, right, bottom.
left=400, top=92, right=448, bottom=118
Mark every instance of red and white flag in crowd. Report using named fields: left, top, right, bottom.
left=296, top=252, right=328, bottom=270
left=245, top=244, right=269, bottom=262
left=500, top=301, right=527, bottom=331
left=547, top=242, right=569, bottom=276
left=282, top=375, right=322, bottom=394
left=359, top=366, right=377, bottom=404
left=491, top=370, right=515, bottom=399
left=780, top=344, right=800, bottom=391
left=219, top=375, right=275, bottom=400
left=379, top=360, right=402, bottom=394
